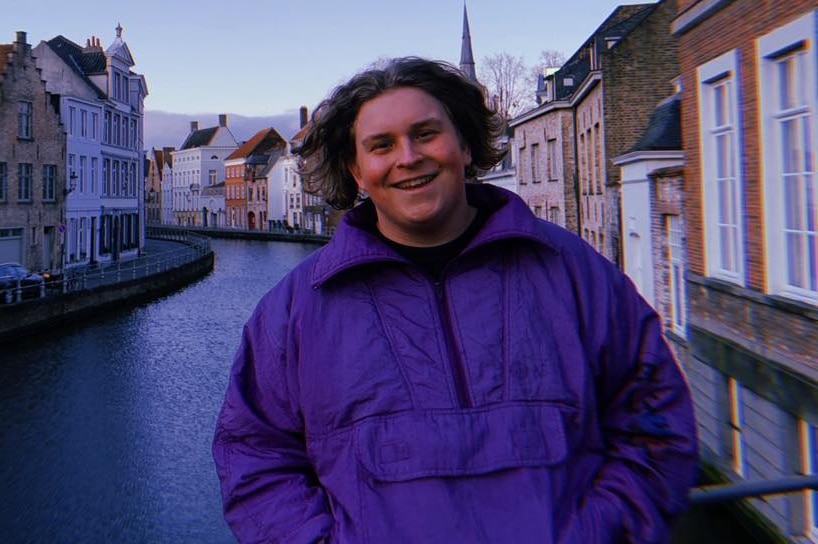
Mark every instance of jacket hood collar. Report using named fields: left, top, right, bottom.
left=310, top=184, right=559, bottom=287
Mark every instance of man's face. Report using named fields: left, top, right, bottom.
left=349, top=87, right=473, bottom=247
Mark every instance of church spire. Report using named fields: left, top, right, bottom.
left=459, top=4, right=477, bottom=82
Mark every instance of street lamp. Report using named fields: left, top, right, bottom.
left=64, top=171, right=77, bottom=195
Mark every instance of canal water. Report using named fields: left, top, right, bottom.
left=0, top=238, right=319, bottom=543
left=0, top=238, right=768, bottom=543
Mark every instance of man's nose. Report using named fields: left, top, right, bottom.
left=396, top=138, right=423, bottom=167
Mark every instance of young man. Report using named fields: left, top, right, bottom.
left=213, top=57, right=698, bottom=544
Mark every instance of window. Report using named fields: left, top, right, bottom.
left=103, top=159, right=111, bottom=196
left=42, top=165, right=56, bottom=201
left=800, top=420, right=818, bottom=541
left=129, top=162, right=136, bottom=196
left=531, top=143, right=540, bottom=182
left=758, top=12, right=818, bottom=303
left=698, top=50, right=744, bottom=284
left=114, top=115, right=120, bottom=146
left=68, top=154, right=75, bottom=191
left=92, top=112, right=98, bottom=140
left=533, top=205, right=542, bottom=218
left=79, top=156, right=86, bottom=193
left=667, top=215, right=687, bottom=335
left=18, top=163, right=32, bottom=201
left=69, top=106, right=76, bottom=136
left=0, top=162, right=6, bottom=202
left=91, top=157, right=98, bottom=194
left=728, top=377, right=746, bottom=477
left=113, top=161, right=120, bottom=196
left=579, top=133, right=587, bottom=194
left=18, top=101, right=33, bottom=139
left=79, top=217, right=87, bottom=259
left=588, top=128, right=596, bottom=193
left=549, top=206, right=560, bottom=225
left=131, top=120, right=137, bottom=149
left=547, top=138, right=557, bottom=180
left=594, top=124, right=602, bottom=193
left=81, top=110, right=87, bottom=138
left=209, top=169, right=217, bottom=185
left=104, top=111, right=112, bottom=144
left=122, top=116, right=129, bottom=149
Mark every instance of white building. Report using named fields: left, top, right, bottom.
left=172, top=116, right=237, bottom=226
left=34, top=24, right=148, bottom=265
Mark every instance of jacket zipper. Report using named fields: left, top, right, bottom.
left=434, top=280, right=474, bottom=408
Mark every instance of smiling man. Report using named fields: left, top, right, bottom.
left=213, top=57, right=698, bottom=544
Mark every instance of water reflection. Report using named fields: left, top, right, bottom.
left=0, top=239, right=319, bottom=543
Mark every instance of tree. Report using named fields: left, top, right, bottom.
left=528, top=49, right=567, bottom=93
left=479, top=52, right=531, bottom=120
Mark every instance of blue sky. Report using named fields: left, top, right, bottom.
left=6, top=0, right=648, bottom=117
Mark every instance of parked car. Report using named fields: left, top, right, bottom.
left=0, top=262, right=45, bottom=303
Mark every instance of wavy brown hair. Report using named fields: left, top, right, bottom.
left=297, top=57, right=507, bottom=210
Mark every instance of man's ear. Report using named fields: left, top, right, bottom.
left=348, top=161, right=364, bottom=189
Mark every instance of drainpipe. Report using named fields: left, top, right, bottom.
left=572, top=108, right=582, bottom=237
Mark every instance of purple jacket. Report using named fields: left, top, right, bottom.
left=213, top=184, right=698, bottom=544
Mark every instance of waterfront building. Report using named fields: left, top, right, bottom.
left=160, top=147, right=174, bottom=225
left=172, top=116, right=237, bottom=226
left=201, top=182, right=226, bottom=228
left=224, top=127, right=285, bottom=230
left=34, top=25, right=148, bottom=265
left=0, top=31, right=66, bottom=272
left=671, top=1, right=818, bottom=539
left=145, top=148, right=164, bottom=224
left=613, top=93, right=683, bottom=308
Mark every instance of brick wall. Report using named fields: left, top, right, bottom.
left=676, top=0, right=818, bottom=284
left=604, top=0, right=679, bottom=267
left=0, top=33, right=66, bottom=272
left=515, top=107, right=572, bottom=227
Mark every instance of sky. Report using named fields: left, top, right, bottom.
left=5, top=0, right=649, bottom=118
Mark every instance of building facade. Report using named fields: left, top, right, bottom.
left=0, top=32, right=66, bottom=272
left=172, top=116, right=237, bottom=226
left=34, top=25, right=148, bottom=266
left=673, top=0, right=818, bottom=539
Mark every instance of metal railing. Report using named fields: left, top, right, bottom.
left=690, top=474, right=818, bottom=504
left=1, top=229, right=211, bottom=303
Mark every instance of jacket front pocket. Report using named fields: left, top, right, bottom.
left=352, top=403, right=574, bottom=544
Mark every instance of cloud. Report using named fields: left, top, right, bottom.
left=143, top=110, right=302, bottom=151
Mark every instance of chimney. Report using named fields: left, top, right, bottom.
left=219, top=114, right=228, bottom=127
left=299, top=106, right=308, bottom=129
left=14, top=31, right=29, bottom=54
left=190, top=121, right=199, bottom=132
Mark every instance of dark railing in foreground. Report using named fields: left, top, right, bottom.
left=690, top=474, right=818, bottom=504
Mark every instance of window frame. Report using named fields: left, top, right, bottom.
left=758, top=11, right=818, bottom=304
left=697, top=50, right=746, bottom=285
left=667, top=214, right=687, bottom=336
left=17, top=163, right=33, bottom=202
left=18, top=101, right=33, bottom=139
left=42, top=164, right=56, bottom=201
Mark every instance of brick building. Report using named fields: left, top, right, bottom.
left=673, top=0, right=818, bottom=539
left=510, top=1, right=678, bottom=260
left=0, top=31, right=65, bottom=273
left=145, top=148, right=164, bottom=224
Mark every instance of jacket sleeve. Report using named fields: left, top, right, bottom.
left=212, top=303, right=332, bottom=544
left=561, top=255, right=699, bottom=544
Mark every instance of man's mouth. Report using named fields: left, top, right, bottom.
left=394, top=174, right=436, bottom=190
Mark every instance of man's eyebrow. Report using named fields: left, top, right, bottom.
left=359, top=117, right=445, bottom=146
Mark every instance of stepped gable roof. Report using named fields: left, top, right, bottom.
left=180, top=127, right=219, bottom=150
left=0, top=44, right=12, bottom=77
left=152, top=149, right=165, bottom=179
left=45, top=35, right=107, bottom=98
left=551, top=3, right=654, bottom=102
left=226, top=127, right=285, bottom=160
left=628, top=95, right=681, bottom=152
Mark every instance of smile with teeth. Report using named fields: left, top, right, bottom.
left=394, top=174, right=436, bottom=189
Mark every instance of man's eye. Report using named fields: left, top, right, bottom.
left=370, top=141, right=392, bottom=151
left=417, top=131, right=437, bottom=141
